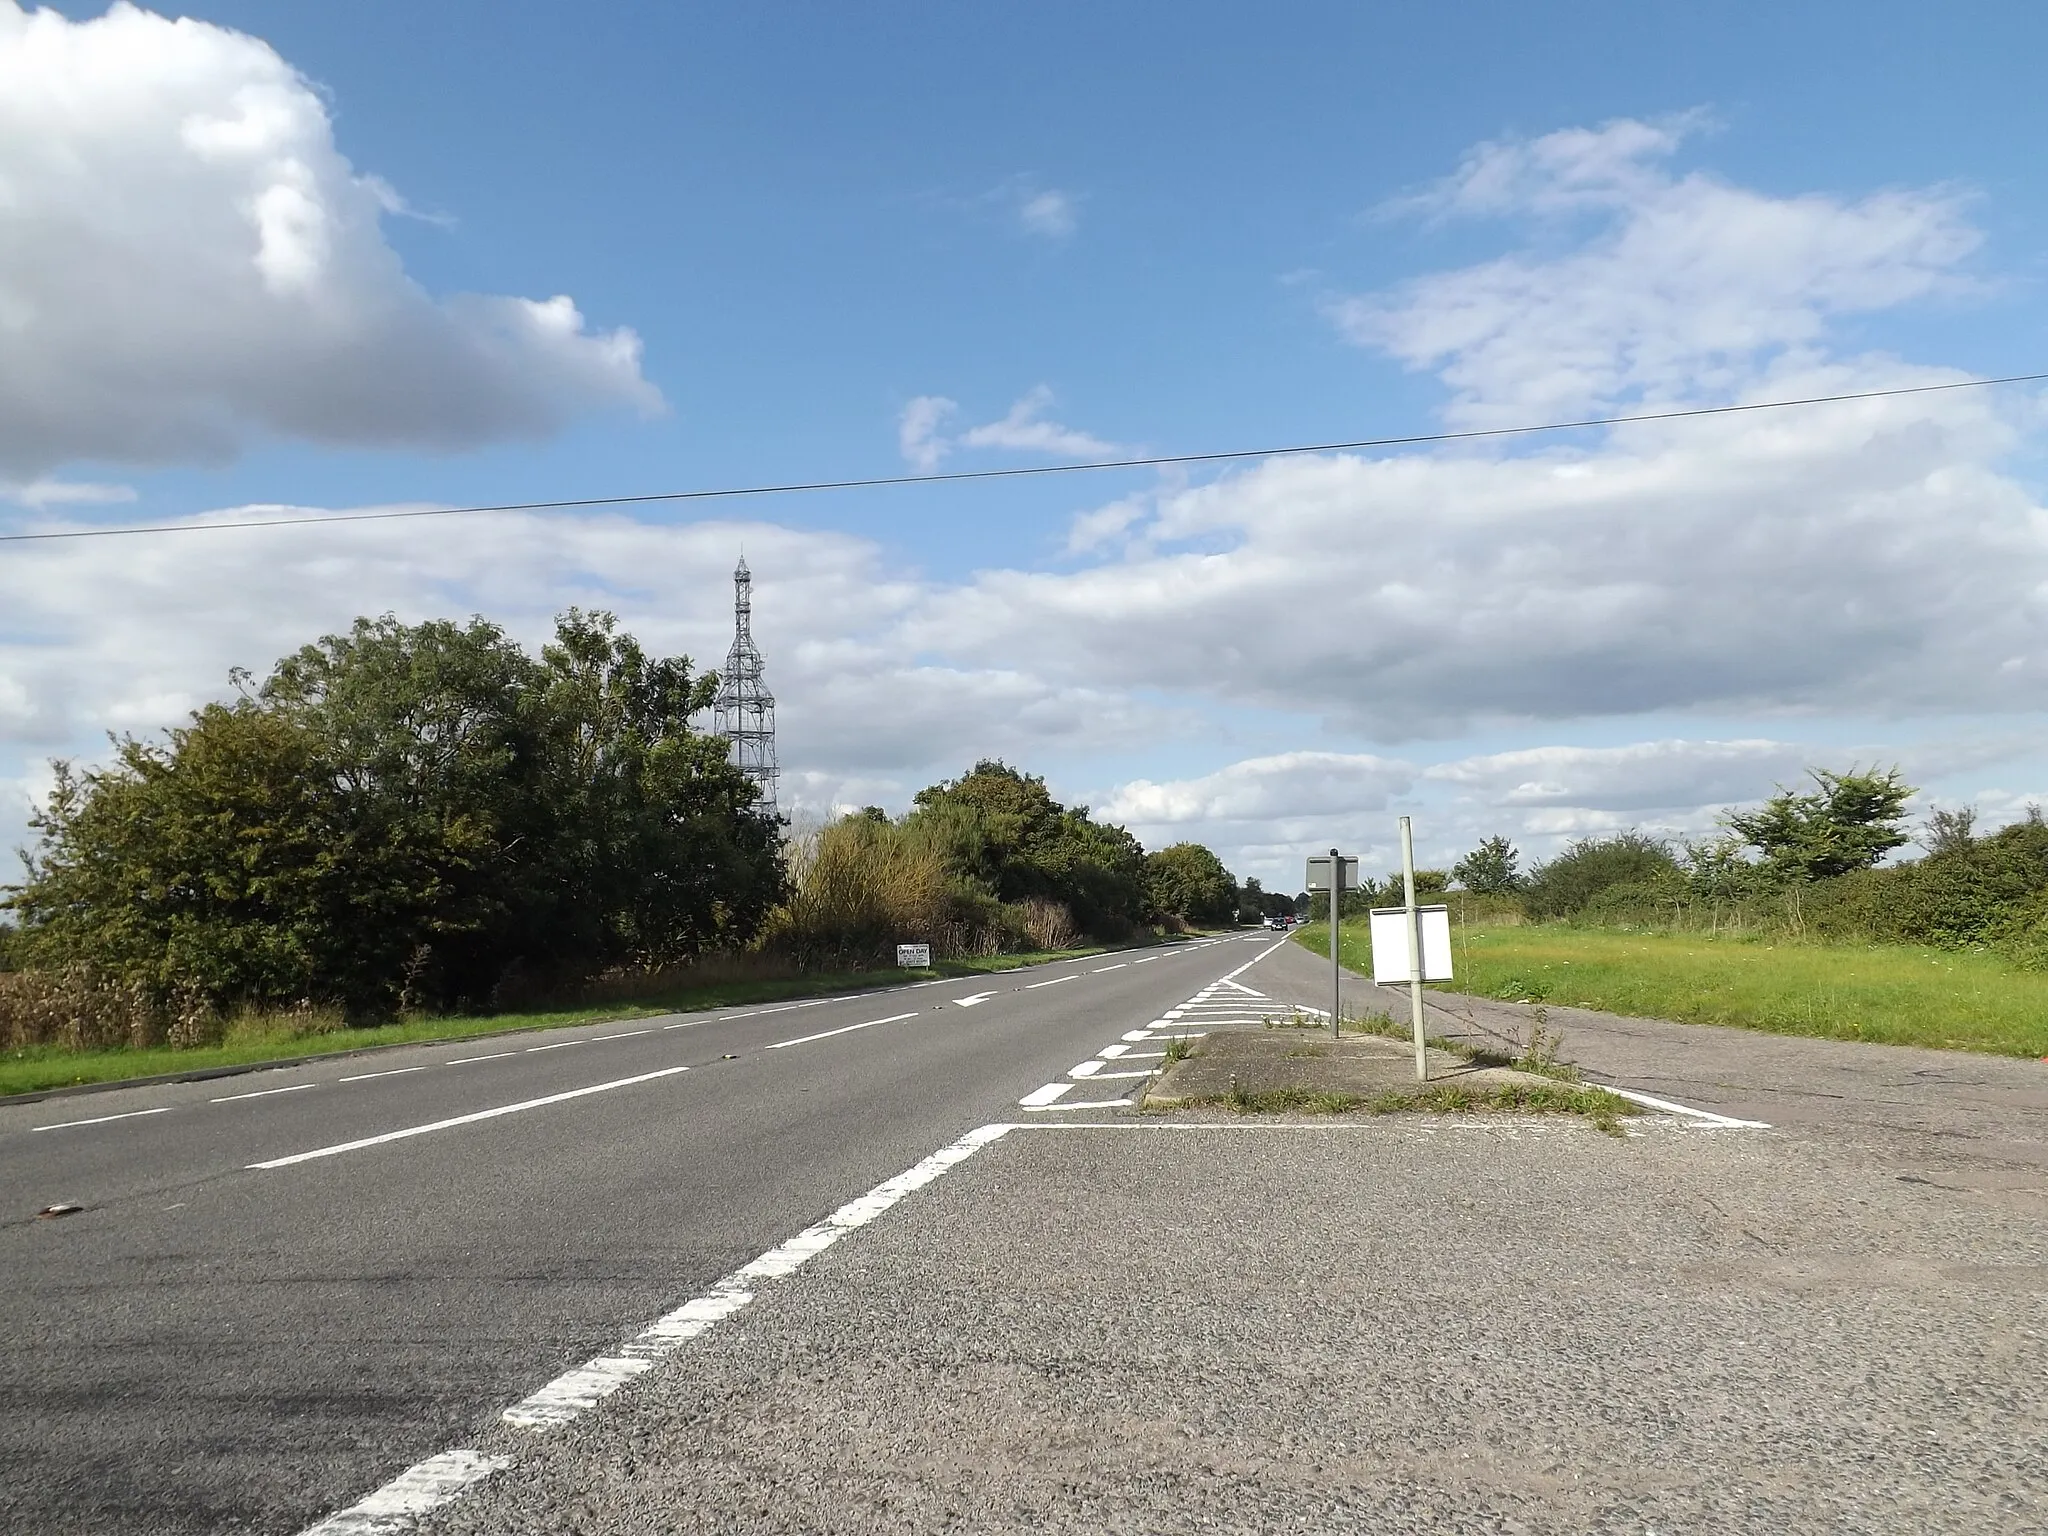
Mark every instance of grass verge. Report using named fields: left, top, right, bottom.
left=1173, top=1080, right=1636, bottom=1136
left=0, top=942, right=1131, bottom=1099
left=1296, top=920, right=2048, bottom=1058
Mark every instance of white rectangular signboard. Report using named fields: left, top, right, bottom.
left=895, top=943, right=932, bottom=968
left=1368, top=906, right=1453, bottom=984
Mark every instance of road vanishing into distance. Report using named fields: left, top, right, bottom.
left=5, top=933, right=2043, bottom=1535
left=0, top=936, right=1277, bottom=1535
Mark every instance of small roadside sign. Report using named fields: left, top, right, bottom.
left=895, top=943, right=932, bottom=968
left=1368, top=906, right=1453, bottom=984
left=1304, top=856, right=1359, bottom=891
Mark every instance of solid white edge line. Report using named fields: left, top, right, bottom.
left=31, top=1106, right=174, bottom=1132
left=1601, top=1086, right=1772, bottom=1128
left=247, top=1066, right=693, bottom=1169
left=211, top=1082, right=317, bottom=1103
left=762, top=1012, right=918, bottom=1050
left=295, top=1448, right=513, bottom=1536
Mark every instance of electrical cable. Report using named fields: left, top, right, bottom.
left=4, top=371, right=2043, bottom=545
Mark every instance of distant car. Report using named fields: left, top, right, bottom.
left=1265, top=916, right=1288, bottom=930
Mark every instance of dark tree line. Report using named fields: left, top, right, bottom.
left=6, top=612, right=781, bottom=1018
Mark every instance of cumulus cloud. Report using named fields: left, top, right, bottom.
left=0, top=2, right=658, bottom=476
left=897, top=386, right=1118, bottom=471
left=1332, top=116, right=1980, bottom=427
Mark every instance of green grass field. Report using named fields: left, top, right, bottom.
left=0, top=942, right=1128, bottom=1099
left=1296, top=920, right=2048, bottom=1058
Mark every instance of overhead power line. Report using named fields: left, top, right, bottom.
left=4, top=371, right=2044, bottom=546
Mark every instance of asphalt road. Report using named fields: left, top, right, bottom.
left=0, top=935, right=1265, bottom=1536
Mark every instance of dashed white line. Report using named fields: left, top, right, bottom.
left=32, top=1106, right=175, bottom=1132
left=211, top=1082, right=317, bottom=1103
left=763, top=1012, right=919, bottom=1050
left=1023, top=975, right=1077, bottom=989
left=338, top=1065, right=427, bottom=1083
left=1019, top=1081, right=1075, bottom=1107
left=525, top=1040, right=584, bottom=1053
left=447, top=1051, right=519, bottom=1064
left=247, top=1065, right=693, bottom=1170
left=1093, top=963, right=1127, bottom=972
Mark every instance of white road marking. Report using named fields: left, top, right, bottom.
left=500, top=1122, right=1013, bottom=1429
left=1074, top=1068, right=1154, bottom=1080
left=951, top=992, right=997, bottom=1008
left=1221, top=942, right=1285, bottom=980
left=1022, top=1096, right=1132, bottom=1111
left=1070, top=1060, right=1104, bottom=1076
left=338, top=1066, right=426, bottom=1083
left=1602, top=1086, right=1772, bottom=1128
left=247, top=1066, right=693, bottom=1169
left=295, top=1448, right=512, bottom=1536
left=1093, top=963, right=1127, bottom=972
left=1019, top=1081, right=1075, bottom=1106
left=524, top=1040, right=584, bottom=1053
left=1024, top=975, right=1076, bottom=989
left=763, top=1012, right=918, bottom=1050
left=1133, top=956, right=1156, bottom=964
left=597, top=1029, right=652, bottom=1041
left=211, top=1083, right=316, bottom=1103
left=447, top=1051, right=519, bottom=1064
left=1120, top=1029, right=1158, bottom=1042
left=31, top=1106, right=173, bottom=1133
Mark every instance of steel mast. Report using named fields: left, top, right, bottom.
left=713, top=556, right=778, bottom=815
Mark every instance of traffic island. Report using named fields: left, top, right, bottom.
left=1143, top=1028, right=1636, bottom=1132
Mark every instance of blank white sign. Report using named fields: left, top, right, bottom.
left=1368, top=906, right=1453, bottom=984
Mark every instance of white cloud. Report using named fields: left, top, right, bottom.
left=0, top=1, right=657, bottom=476
left=898, top=396, right=956, bottom=473
left=1, top=478, right=136, bottom=508
left=896, top=386, right=1118, bottom=470
left=1016, top=188, right=1078, bottom=239
left=1424, top=739, right=1813, bottom=814
left=1332, top=116, right=1980, bottom=427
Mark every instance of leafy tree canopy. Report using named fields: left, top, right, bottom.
left=1722, top=767, right=1915, bottom=882
left=7, top=611, right=780, bottom=1017
left=908, top=760, right=1147, bottom=934
left=1145, top=842, right=1237, bottom=925
left=1452, top=836, right=1524, bottom=895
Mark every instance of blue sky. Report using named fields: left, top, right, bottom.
left=5, top=1, right=2048, bottom=887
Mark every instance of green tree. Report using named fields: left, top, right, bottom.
left=1722, top=767, right=1915, bottom=882
left=1522, top=832, right=1680, bottom=919
left=1452, top=835, right=1523, bottom=894
left=8, top=611, right=780, bottom=1017
left=1146, top=843, right=1236, bottom=925
left=907, top=761, right=1148, bottom=935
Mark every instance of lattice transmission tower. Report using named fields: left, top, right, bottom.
left=713, top=556, right=778, bottom=815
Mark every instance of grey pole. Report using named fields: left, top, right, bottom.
left=1329, top=845, right=1342, bottom=1038
left=1400, top=816, right=1427, bottom=1081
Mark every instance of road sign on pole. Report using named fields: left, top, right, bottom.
left=1305, top=850, right=1357, bottom=1038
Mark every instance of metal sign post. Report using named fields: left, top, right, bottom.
left=1399, top=816, right=1427, bottom=1081
left=1305, top=850, right=1358, bottom=1039
left=1328, top=847, right=1342, bottom=1037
